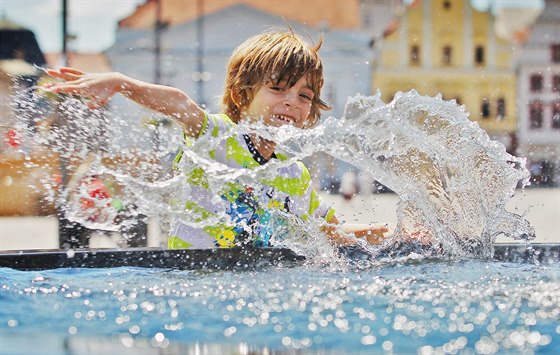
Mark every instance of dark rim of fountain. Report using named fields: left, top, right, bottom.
left=0, top=244, right=557, bottom=271
left=0, top=246, right=305, bottom=271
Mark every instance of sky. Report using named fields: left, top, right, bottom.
left=0, top=0, right=545, bottom=54
left=1, top=0, right=144, bottom=53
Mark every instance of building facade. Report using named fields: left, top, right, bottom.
left=516, top=0, right=560, bottom=187
left=372, top=0, right=518, bottom=152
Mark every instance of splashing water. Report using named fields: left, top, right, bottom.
left=259, top=91, right=535, bottom=257
left=6, top=86, right=535, bottom=259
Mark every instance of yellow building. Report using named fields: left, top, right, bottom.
left=373, top=0, right=517, bottom=150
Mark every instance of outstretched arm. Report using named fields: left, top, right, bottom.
left=45, top=67, right=205, bottom=138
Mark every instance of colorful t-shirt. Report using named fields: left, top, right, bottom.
left=168, top=113, right=334, bottom=249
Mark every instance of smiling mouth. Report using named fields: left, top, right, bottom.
left=271, top=114, right=294, bottom=123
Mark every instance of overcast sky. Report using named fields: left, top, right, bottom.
left=0, top=0, right=545, bottom=54
left=1, top=0, right=143, bottom=53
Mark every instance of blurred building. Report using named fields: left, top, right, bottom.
left=110, top=2, right=374, bottom=119
left=44, top=52, right=112, bottom=73
left=516, top=0, right=560, bottom=187
left=372, top=0, right=518, bottom=153
left=0, top=18, right=46, bottom=149
left=0, top=18, right=51, bottom=215
left=0, top=17, right=117, bottom=216
left=360, top=0, right=404, bottom=41
left=119, top=0, right=362, bottom=30
left=108, top=2, right=385, bottom=190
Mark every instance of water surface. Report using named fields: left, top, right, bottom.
left=2, top=260, right=559, bottom=354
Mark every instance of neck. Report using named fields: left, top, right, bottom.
left=250, top=134, right=276, bottom=160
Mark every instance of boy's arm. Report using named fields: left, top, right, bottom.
left=323, top=215, right=392, bottom=246
left=45, top=67, right=205, bottom=138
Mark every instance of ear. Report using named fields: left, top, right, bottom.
left=230, top=87, right=252, bottom=110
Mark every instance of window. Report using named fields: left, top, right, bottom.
left=443, top=46, right=452, bottom=65
left=529, top=101, right=543, bottom=129
left=553, top=102, right=560, bottom=129
left=475, top=46, right=485, bottom=65
left=553, top=75, right=560, bottom=92
left=497, top=98, right=506, bottom=119
left=530, top=74, right=543, bottom=92
left=552, top=44, right=560, bottom=63
left=481, top=99, right=491, bottom=118
left=362, top=12, right=371, bottom=28
left=410, top=45, right=420, bottom=65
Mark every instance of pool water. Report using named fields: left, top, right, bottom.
left=1, top=259, right=559, bottom=354
left=6, top=63, right=553, bottom=354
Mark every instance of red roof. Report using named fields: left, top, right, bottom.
left=119, top=0, right=361, bottom=30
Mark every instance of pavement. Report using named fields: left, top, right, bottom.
left=0, top=188, right=558, bottom=251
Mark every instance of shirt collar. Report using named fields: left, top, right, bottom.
left=243, top=134, right=277, bottom=165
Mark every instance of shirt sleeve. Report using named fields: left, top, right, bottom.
left=197, top=113, right=236, bottom=140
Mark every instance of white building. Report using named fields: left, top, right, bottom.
left=516, top=0, right=560, bottom=187
left=107, top=4, right=373, bottom=120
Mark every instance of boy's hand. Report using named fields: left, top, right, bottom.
left=343, top=223, right=392, bottom=245
left=47, top=67, right=86, bottom=81
left=323, top=215, right=393, bottom=246
left=44, top=67, right=122, bottom=109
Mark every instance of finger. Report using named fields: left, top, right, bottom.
left=46, top=69, right=83, bottom=81
left=46, top=69, right=65, bottom=78
left=367, top=226, right=389, bottom=235
left=60, top=67, right=86, bottom=76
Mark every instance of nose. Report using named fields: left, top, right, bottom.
left=283, top=90, right=299, bottom=107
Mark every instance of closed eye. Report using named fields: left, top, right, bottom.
left=300, top=93, right=313, bottom=101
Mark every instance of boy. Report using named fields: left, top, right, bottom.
left=46, top=30, right=390, bottom=249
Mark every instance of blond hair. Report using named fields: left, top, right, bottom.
left=222, top=30, right=330, bottom=127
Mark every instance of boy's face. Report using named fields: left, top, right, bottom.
left=241, top=74, right=314, bottom=129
